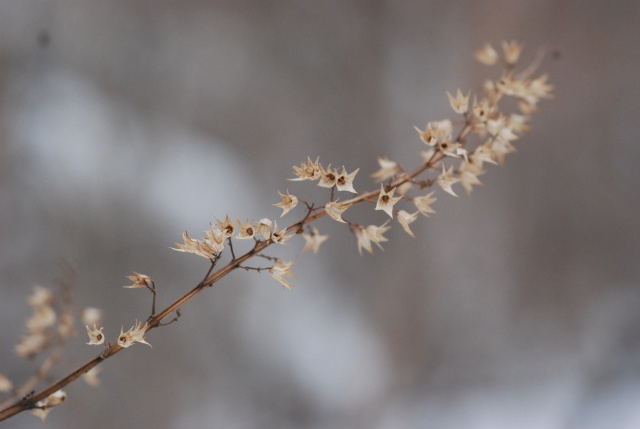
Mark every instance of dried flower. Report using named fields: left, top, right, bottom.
left=269, top=259, right=296, bottom=289
left=124, top=272, right=152, bottom=289
left=437, top=164, right=461, bottom=197
left=475, top=43, right=499, bottom=65
left=236, top=218, right=258, bottom=239
left=172, top=231, right=219, bottom=259
left=397, top=210, right=419, bottom=237
left=413, top=192, right=437, bottom=217
left=81, top=307, right=103, bottom=326
left=375, top=184, right=402, bottom=218
left=83, top=367, right=101, bottom=387
left=289, top=156, right=321, bottom=181
left=257, top=218, right=272, bottom=240
left=14, top=333, right=47, bottom=359
left=216, top=215, right=237, bottom=238
left=86, top=324, right=105, bottom=346
left=30, top=390, right=66, bottom=422
left=273, top=189, right=298, bottom=217
left=317, top=164, right=338, bottom=188
left=447, top=89, right=471, bottom=114
left=335, top=166, right=359, bottom=193
left=271, top=221, right=294, bottom=244
left=26, top=306, right=56, bottom=332
left=502, top=40, right=523, bottom=65
left=0, top=373, right=13, bottom=392
left=371, top=156, right=399, bottom=182
left=204, top=226, right=226, bottom=253
left=325, top=200, right=352, bottom=223
left=459, top=157, right=485, bottom=195
left=302, top=227, right=329, bottom=254
left=28, top=286, right=53, bottom=308
left=118, top=320, right=151, bottom=348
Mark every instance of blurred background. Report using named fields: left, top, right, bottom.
left=1, top=1, right=639, bottom=428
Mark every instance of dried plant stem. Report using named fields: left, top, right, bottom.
left=0, top=141, right=453, bottom=422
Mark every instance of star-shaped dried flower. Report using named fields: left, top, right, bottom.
left=375, top=184, right=402, bottom=218
left=269, top=259, right=296, bottom=289
left=325, top=200, right=352, bottom=223
left=124, top=272, right=152, bottom=289
left=216, top=215, right=237, bottom=238
left=335, top=166, right=359, bottom=193
left=437, top=164, right=461, bottom=197
left=357, top=221, right=391, bottom=254
left=118, top=320, right=151, bottom=348
left=86, top=324, right=105, bottom=345
left=317, top=164, right=338, bottom=188
left=447, top=89, right=471, bottom=114
left=414, top=123, right=439, bottom=146
left=459, top=157, right=485, bottom=195
left=204, top=226, right=226, bottom=253
left=413, top=192, right=437, bottom=217
left=172, top=231, right=218, bottom=259
left=354, top=225, right=373, bottom=255
left=501, top=40, right=523, bottom=65
left=474, top=43, right=499, bottom=65
left=397, top=210, right=419, bottom=237
left=236, top=218, right=258, bottom=239
left=371, top=156, right=399, bottom=182
left=491, top=137, right=516, bottom=165
left=271, top=221, right=294, bottom=244
left=302, top=227, right=329, bottom=254
left=273, top=189, right=298, bottom=217
left=30, top=390, right=66, bottom=422
left=473, top=141, right=498, bottom=166
left=289, top=156, right=321, bottom=181
left=471, top=97, right=493, bottom=122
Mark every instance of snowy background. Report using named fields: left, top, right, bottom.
left=1, top=1, right=639, bottom=428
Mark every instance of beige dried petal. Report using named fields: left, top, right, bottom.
left=302, top=227, right=329, bottom=254
left=475, top=43, right=499, bottom=65
left=28, top=286, right=53, bottom=308
left=83, top=367, right=101, bottom=387
left=216, top=215, right=237, bottom=238
left=335, top=166, right=359, bottom=193
left=271, top=221, right=294, bottom=244
left=447, top=89, right=471, bottom=114
left=86, top=324, right=105, bottom=346
left=273, top=189, right=298, bottom=217
left=30, top=390, right=66, bottom=423
left=236, top=218, right=258, bottom=239
left=124, top=272, right=152, bottom=289
left=437, top=164, right=461, bottom=197
left=413, top=192, right=437, bottom=217
left=269, top=259, right=296, bottom=289
left=371, top=156, right=399, bottom=182
left=325, top=200, right=352, bottom=223
left=289, top=156, right=321, bottom=181
left=397, top=210, right=419, bottom=237
left=375, top=184, right=402, bottom=218
left=317, top=164, right=338, bottom=188
left=502, top=40, right=524, bottom=65
left=81, top=307, right=103, bottom=326
left=257, top=218, right=272, bottom=240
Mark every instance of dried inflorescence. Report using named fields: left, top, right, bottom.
left=0, top=41, right=552, bottom=423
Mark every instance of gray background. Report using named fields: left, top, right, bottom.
left=1, top=1, right=639, bottom=428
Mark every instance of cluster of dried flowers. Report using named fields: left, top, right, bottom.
left=0, top=41, right=552, bottom=423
